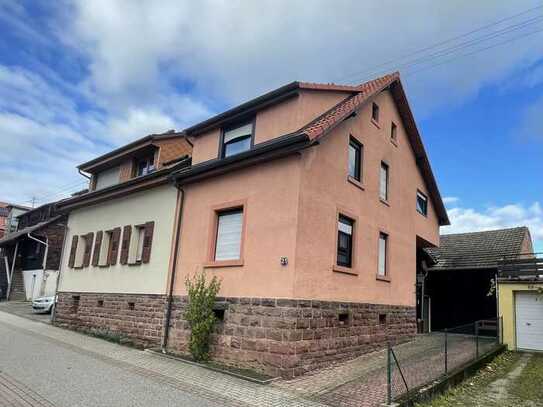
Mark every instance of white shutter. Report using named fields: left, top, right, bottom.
left=224, top=123, right=252, bottom=143
left=215, top=211, right=243, bottom=261
left=378, top=234, right=387, bottom=276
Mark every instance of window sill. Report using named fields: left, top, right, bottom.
left=376, top=274, right=391, bottom=282
left=333, top=265, right=359, bottom=276
left=371, top=119, right=381, bottom=129
left=128, top=261, right=142, bottom=267
left=417, top=210, right=428, bottom=218
left=347, top=176, right=365, bottom=191
left=380, top=198, right=390, bottom=207
left=204, top=260, right=244, bottom=269
left=390, top=138, right=398, bottom=147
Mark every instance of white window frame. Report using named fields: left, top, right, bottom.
left=214, top=209, right=244, bottom=261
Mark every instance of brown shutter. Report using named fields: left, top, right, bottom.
left=108, top=227, right=121, bottom=266
left=120, top=225, right=131, bottom=265
left=82, top=232, right=94, bottom=267
left=68, top=235, right=78, bottom=268
left=92, top=231, right=103, bottom=266
left=141, top=221, right=155, bottom=264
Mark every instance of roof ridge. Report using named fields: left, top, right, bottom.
left=441, top=226, right=528, bottom=238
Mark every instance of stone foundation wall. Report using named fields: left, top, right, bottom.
left=167, top=296, right=416, bottom=378
left=54, top=292, right=166, bottom=348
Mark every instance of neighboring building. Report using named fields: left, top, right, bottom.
left=498, top=253, right=542, bottom=351
left=53, top=72, right=448, bottom=378
left=3, top=203, right=31, bottom=236
left=53, top=131, right=192, bottom=347
left=0, top=202, right=67, bottom=301
left=0, top=202, right=9, bottom=238
left=424, top=227, right=533, bottom=331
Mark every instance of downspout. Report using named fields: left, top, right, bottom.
left=161, top=185, right=185, bottom=352
left=51, top=224, right=68, bottom=324
left=27, top=232, right=48, bottom=299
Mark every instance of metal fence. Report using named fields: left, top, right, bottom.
left=386, top=317, right=502, bottom=404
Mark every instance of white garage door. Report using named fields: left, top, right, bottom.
left=515, top=291, right=543, bottom=351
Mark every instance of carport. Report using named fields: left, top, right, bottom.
left=421, top=226, right=533, bottom=331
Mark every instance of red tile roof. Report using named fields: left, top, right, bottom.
left=301, top=72, right=399, bottom=140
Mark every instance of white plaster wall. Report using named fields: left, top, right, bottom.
left=58, top=185, right=177, bottom=294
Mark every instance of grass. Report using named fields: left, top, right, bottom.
left=509, top=352, right=543, bottom=403
left=415, top=352, right=521, bottom=407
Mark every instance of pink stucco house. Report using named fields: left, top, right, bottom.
left=54, top=72, right=448, bottom=379
left=165, top=72, right=448, bottom=377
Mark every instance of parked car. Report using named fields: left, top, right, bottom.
left=32, top=296, right=56, bottom=314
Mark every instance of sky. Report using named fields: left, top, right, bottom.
left=0, top=0, right=542, bottom=251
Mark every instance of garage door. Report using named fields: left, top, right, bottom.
left=515, top=291, right=543, bottom=351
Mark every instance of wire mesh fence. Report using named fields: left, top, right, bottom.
left=386, top=317, right=502, bottom=404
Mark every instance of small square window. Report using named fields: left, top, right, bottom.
left=348, top=137, right=363, bottom=181
left=379, top=313, right=387, bottom=325
left=213, top=309, right=225, bottom=322
left=127, top=302, right=135, bottom=310
left=97, top=300, right=104, bottom=307
left=391, top=122, right=397, bottom=143
left=221, top=122, right=253, bottom=158
left=337, top=215, right=354, bottom=268
left=372, top=103, right=380, bottom=122
left=338, top=312, right=350, bottom=326
left=416, top=191, right=428, bottom=216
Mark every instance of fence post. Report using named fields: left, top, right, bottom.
left=475, top=321, right=479, bottom=359
left=444, top=328, right=448, bottom=375
left=387, top=342, right=392, bottom=405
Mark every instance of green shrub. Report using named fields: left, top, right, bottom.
left=184, top=271, right=221, bottom=362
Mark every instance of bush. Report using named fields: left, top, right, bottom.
left=184, top=272, right=221, bottom=362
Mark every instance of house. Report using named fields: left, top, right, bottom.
left=53, top=72, right=448, bottom=378
left=0, top=202, right=66, bottom=301
left=1, top=203, right=31, bottom=236
left=498, top=252, right=542, bottom=352
left=423, top=227, right=533, bottom=331
left=0, top=202, right=9, bottom=239
left=53, top=131, right=192, bottom=347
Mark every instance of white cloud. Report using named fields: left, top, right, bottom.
left=443, top=196, right=460, bottom=205
left=66, top=0, right=543, bottom=113
left=442, top=202, right=543, bottom=249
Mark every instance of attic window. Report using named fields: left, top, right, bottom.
left=372, top=103, right=380, bottom=123
left=135, top=156, right=155, bottom=176
left=221, top=121, right=253, bottom=158
left=391, top=122, right=397, bottom=143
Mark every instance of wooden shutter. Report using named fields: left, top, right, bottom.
left=92, top=231, right=103, bottom=266
left=68, top=235, right=78, bottom=268
left=108, top=227, right=121, bottom=266
left=82, top=232, right=94, bottom=267
left=141, top=221, right=155, bottom=264
left=120, top=225, right=131, bottom=265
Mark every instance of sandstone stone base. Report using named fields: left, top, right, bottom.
left=54, top=292, right=166, bottom=348
left=167, top=296, right=416, bottom=379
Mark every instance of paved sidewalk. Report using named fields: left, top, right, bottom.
left=0, top=311, right=327, bottom=407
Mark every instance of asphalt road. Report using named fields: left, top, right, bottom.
left=0, top=317, right=225, bottom=407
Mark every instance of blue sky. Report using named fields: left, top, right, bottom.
left=0, top=1, right=542, bottom=251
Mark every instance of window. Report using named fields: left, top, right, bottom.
left=378, top=233, right=388, bottom=276
left=391, top=122, right=397, bottom=143
left=416, top=190, right=428, bottom=216
left=74, top=235, right=87, bottom=268
left=337, top=215, right=354, bottom=268
left=221, top=122, right=253, bottom=158
left=379, top=162, right=389, bottom=201
left=135, top=156, right=155, bottom=177
left=372, top=102, right=380, bottom=122
left=136, top=226, right=146, bottom=262
left=348, top=137, right=362, bottom=181
left=214, top=209, right=243, bottom=261
left=99, top=231, right=112, bottom=266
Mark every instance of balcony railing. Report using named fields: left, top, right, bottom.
left=497, top=253, right=543, bottom=281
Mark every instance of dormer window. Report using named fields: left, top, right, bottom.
left=136, top=156, right=155, bottom=177
left=221, top=122, right=253, bottom=158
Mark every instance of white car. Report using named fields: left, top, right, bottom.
left=32, top=296, right=56, bottom=314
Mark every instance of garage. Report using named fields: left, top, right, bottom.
left=515, top=291, right=543, bottom=351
